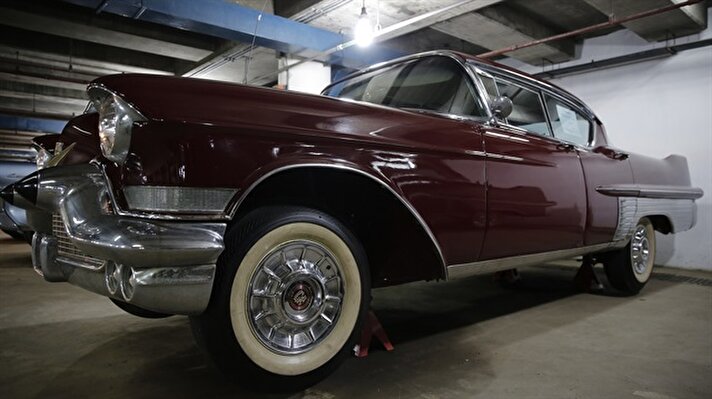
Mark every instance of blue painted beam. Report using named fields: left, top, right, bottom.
left=0, top=114, right=66, bottom=134
left=60, top=0, right=401, bottom=68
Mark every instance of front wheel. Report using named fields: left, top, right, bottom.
left=190, top=206, right=370, bottom=391
left=603, top=217, right=656, bottom=295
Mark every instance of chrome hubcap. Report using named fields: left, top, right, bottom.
left=631, top=225, right=650, bottom=275
left=247, top=240, right=343, bottom=355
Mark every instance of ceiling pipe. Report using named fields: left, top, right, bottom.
left=478, top=0, right=705, bottom=59
left=0, top=65, right=92, bottom=86
left=0, top=57, right=102, bottom=81
left=534, top=38, right=712, bottom=79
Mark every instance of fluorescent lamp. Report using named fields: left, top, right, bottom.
left=355, top=5, right=373, bottom=47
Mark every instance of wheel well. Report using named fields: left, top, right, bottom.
left=646, top=215, right=673, bottom=234
left=232, top=167, right=444, bottom=287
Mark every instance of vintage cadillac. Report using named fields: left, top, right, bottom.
left=1, top=50, right=703, bottom=388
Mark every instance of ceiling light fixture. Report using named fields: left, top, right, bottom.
left=354, top=0, right=374, bottom=47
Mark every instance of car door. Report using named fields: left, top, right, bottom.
left=476, top=71, right=588, bottom=260
left=542, top=93, right=635, bottom=245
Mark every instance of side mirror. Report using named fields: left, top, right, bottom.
left=490, top=96, right=513, bottom=119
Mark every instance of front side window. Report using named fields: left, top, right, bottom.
left=332, top=63, right=408, bottom=104
left=477, top=72, right=499, bottom=99
left=325, top=56, right=488, bottom=118
left=544, top=95, right=592, bottom=146
left=494, top=79, right=551, bottom=137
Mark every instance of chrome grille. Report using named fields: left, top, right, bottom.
left=52, top=214, right=105, bottom=270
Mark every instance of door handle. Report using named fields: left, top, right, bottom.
left=611, top=150, right=629, bottom=160
left=556, top=143, right=576, bottom=152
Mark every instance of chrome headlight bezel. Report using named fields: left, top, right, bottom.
left=35, top=147, right=51, bottom=169
left=87, top=85, right=146, bottom=164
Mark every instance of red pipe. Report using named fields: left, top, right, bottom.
left=478, top=0, right=704, bottom=59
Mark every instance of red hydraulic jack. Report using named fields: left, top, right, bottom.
left=354, top=310, right=394, bottom=357
left=574, top=255, right=605, bottom=293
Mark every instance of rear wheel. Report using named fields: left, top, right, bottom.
left=603, top=217, right=656, bottom=295
left=190, top=206, right=370, bottom=391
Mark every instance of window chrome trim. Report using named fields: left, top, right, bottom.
left=229, top=162, right=447, bottom=276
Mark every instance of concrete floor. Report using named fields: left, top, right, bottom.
left=1, top=232, right=710, bottom=399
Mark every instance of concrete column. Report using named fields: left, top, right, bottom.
left=277, top=57, right=331, bottom=94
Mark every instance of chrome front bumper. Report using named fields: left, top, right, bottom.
left=22, top=163, right=226, bottom=315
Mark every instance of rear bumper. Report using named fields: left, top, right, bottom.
left=22, top=163, right=226, bottom=315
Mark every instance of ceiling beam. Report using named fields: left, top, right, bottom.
left=0, top=26, right=193, bottom=75
left=433, top=5, right=576, bottom=65
left=59, top=0, right=399, bottom=69
left=0, top=114, right=67, bottom=134
left=582, top=0, right=707, bottom=41
left=0, top=81, right=86, bottom=101
left=0, top=94, right=86, bottom=118
left=0, top=6, right=213, bottom=62
left=0, top=90, right=87, bottom=107
left=0, top=72, right=86, bottom=92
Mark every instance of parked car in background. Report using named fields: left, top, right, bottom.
left=1, top=51, right=703, bottom=390
left=0, top=160, right=36, bottom=241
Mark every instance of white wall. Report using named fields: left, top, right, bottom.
left=502, top=15, right=712, bottom=270
left=278, top=58, right=332, bottom=94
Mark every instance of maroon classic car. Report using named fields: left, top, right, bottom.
left=1, top=50, right=703, bottom=388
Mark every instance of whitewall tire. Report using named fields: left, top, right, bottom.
left=190, top=206, right=370, bottom=391
left=603, top=217, right=656, bottom=295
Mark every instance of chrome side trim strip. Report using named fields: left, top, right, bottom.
left=446, top=242, right=619, bottom=280
left=597, top=184, right=704, bottom=200
left=230, top=163, right=447, bottom=273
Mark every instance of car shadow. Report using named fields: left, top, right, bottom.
left=10, top=264, right=673, bottom=399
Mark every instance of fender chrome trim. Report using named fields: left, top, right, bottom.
left=596, top=184, right=704, bottom=200
left=230, top=163, right=447, bottom=275
left=613, top=197, right=697, bottom=239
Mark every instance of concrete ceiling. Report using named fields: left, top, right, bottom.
left=0, top=0, right=708, bottom=125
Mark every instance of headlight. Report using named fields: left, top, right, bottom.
left=35, top=147, right=51, bottom=169
left=89, top=86, right=146, bottom=164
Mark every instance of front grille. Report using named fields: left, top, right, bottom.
left=52, top=214, right=105, bottom=270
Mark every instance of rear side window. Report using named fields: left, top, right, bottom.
left=325, top=56, right=487, bottom=118
left=544, top=95, right=592, bottom=146
left=495, top=79, right=551, bottom=137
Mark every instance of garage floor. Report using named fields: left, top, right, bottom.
left=1, top=233, right=710, bottom=399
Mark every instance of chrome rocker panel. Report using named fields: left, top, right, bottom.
left=24, top=163, right=226, bottom=315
